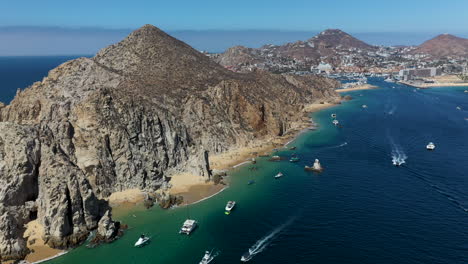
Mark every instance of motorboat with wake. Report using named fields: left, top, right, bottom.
left=199, top=249, right=216, bottom=264
left=426, top=142, right=435, bottom=150
left=332, top=120, right=339, bottom=126
left=289, top=155, right=300, bottom=162
left=179, top=219, right=197, bottom=235
left=134, top=234, right=150, bottom=247
left=241, top=249, right=253, bottom=262
left=225, top=201, right=236, bottom=215
left=274, top=172, right=283, bottom=179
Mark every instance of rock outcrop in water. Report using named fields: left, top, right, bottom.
left=0, top=24, right=340, bottom=262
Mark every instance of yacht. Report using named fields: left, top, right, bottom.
left=332, top=120, right=339, bottom=126
left=274, top=172, right=283, bottom=179
left=305, top=159, right=323, bottom=172
left=426, top=142, right=435, bottom=150
left=225, top=201, right=236, bottom=215
left=179, top=219, right=197, bottom=235
left=199, top=250, right=215, bottom=264
left=384, top=77, right=394, bottom=82
left=134, top=234, right=150, bottom=247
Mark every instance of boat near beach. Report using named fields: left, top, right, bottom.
left=274, top=172, right=284, bottom=179
left=225, top=201, right=236, bottom=215
left=331, top=113, right=337, bottom=118
left=426, top=142, right=436, bottom=150
left=199, top=250, right=216, bottom=264
left=179, top=219, right=197, bottom=235
left=290, top=155, right=300, bottom=162
left=134, top=234, right=150, bottom=247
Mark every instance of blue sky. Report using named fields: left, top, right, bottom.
left=2, top=0, right=468, bottom=32
left=1, top=0, right=468, bottom=55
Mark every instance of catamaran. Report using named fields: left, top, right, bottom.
left=225, top=201, right=236, bottom=215
left=134, top=234, right=150, bottom=247
left=179, top=219, right=197, bottom=235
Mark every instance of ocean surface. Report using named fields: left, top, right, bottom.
left=1, top=58, right=467, bottom=264
left=0, top=56, right=84, bottom=103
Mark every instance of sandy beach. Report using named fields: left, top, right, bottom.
left=107, top=188, right=146, bottom=208
left=400, top=75, right=468, bottom=88
left=22, top=220, right=64, bottom=264
left=336, top=84, right=378, bottom=93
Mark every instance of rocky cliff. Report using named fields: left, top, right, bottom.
left=0, top=24, right=340, bottom=262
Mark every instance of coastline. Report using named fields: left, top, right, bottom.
left=19, top=100, right=340, bottom=264
left=336, top=84, right=378, bottom=93
left=399, top=81, right=468, bottom=88
left=21, top=220, right=65, bottom=264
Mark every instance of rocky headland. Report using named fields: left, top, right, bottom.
left=0, top=24, right=340, bottom=262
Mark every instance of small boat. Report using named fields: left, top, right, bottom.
left=290, top=155, right=300, bottom=162
left=269, top=155, right=281, bottom=161
left=247, top=180, right=255, bottom=185
left=241, top=249, right=253, bottom=262
left=464, top=90, right=468, bottom=93
left=179, top=219, right=197, bottom=235
left=289, top=146, right=297, bottom=150
left=134, top=234, right=150, bottom=247
left=331, top=113, right=337, bottom=118
left=199, top=250, right=216, bottom=264
left=456, top=106, right=462, bottom=110
left=426, top=142, right=435, bottom=150
left=332, top=120, right=339, bottom=126
left=251, top=158, right=256, bottom=164
left=362, top=104, right=368, bottom=108
left=385, top=77, right=394, bottom=82
left=274, top=172, right=283, bottom=179
left=225, top=201, right=236, bottom=215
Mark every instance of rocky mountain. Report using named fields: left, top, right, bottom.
left=411, top=34, right=468, bottom=58
left=0, top=24, right=340, bottom=262
left=214, top=29, right=376, bottom=72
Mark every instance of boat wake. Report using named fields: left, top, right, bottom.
left=241, top=216, right=296, bottom=262
left=391, top=145, right=407, bottom=166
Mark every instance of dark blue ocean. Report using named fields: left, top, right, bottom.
left=0, top=56, right=83, bottom=103
left=1, top=58, right=467, bottom=264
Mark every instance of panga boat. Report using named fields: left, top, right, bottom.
left=199, top=250, right=215, bottom=264
left=134, top=234, right=150, bottom=247
left=225, top=201, right=236, bottom=215
left=332, top=120, right=339, bottom=126
left=179, top=219, right=197, bottom=235
left=426, top=142, right=435, bottom=150
left=290, top=155, right=300, bottom=162
left=274, top=172, right=284, bottom=179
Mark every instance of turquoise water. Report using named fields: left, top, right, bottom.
left=46, top=79, right=468, bottom=264
left=1, top=58, right=467, bottom=264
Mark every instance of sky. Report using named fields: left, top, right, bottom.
left=1, top=0, right=468, bottom=55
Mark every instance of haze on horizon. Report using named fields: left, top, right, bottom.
left=1, top=0, right=468, bottom=56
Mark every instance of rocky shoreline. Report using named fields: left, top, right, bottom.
left=0, top=24, right=340, bottom=263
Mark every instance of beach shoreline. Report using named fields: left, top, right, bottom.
left=399, top=81, right=468, bottom=88
left=19, top=99, right=340, bottom=264
left=336, top=84, right=378, bottom=93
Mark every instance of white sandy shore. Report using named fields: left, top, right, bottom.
left=336, top=84, right=378, bottom=93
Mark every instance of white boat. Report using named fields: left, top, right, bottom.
left=362, top=104, right=368, bottom=108
left=274, top=172, right=283, bottom=179
left=179, top=219, right=197, bottom=235
left=426, top=142, right=435, bottom=150
left=331, top=113, right=337, bottom=118
left=225, top=201, right=236, bottom=215
left=134, top=234, right=150, bottom=247
left=456, top=106, right=462, bottom=110
left=384, top=77, right=394, bottom=82
left=199, top=250, right=215, bottom=264
left=305, top=159, right=323, bottom=172
left=332, top=120, right=339, bottom=126
left=241, top=250, right=252, bottom=262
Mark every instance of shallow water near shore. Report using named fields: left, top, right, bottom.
left=41, top=78, right=468, bottom=264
